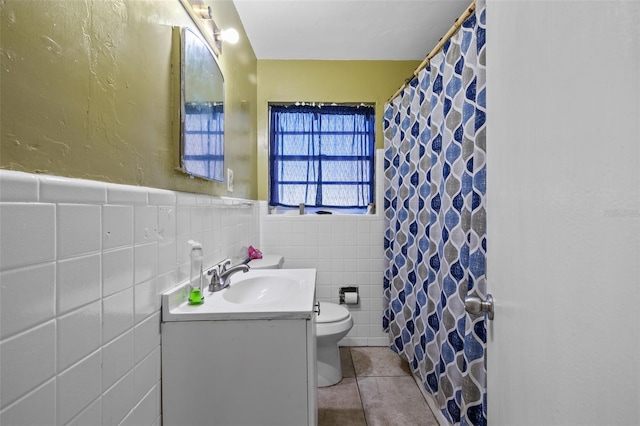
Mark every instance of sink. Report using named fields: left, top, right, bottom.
left=161, top=268, right=316, bottom=321
left=223, top=276, right=296, bottom=304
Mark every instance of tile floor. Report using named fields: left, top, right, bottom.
left=317, top=347, right=439, bottom=426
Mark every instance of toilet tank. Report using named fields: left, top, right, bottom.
left=247, top=254, right=284, bottom=269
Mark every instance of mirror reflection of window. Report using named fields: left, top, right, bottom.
left=181, top=28, right=225, bottom=182
left=183, top=101, right=224, bottom=181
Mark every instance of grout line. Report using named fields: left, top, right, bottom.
left=349, top=347, right=369, bottom=426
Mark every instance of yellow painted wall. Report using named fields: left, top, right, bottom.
left=0, top=0, right=258, bottom=198
left=256, top=60, right=419, bottom=200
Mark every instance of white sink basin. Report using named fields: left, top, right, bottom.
left=223, top=276, right=296, bottom=304
left=161, top=268, right=316, bottom=321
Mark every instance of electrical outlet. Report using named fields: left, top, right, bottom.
left=227, top=168, right=234, bottom=192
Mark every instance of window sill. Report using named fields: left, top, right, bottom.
left=269, top=206, right=373, bottom=216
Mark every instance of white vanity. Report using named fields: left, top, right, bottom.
left=161, top=268, right=318, bottom=426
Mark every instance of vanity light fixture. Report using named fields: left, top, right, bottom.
left=191, top=4, right=212, bottom=19
left=215, top=27, right=240, bottom=45
left=202, top=18, right=239, bottom=54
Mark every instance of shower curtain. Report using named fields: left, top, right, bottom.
left=383, top=1, right=486, bottom=425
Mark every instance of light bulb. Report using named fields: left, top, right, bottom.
left=220, top=28, right=239, bottom=44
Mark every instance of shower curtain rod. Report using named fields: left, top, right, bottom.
left=386, top=0, right=476, bottom=104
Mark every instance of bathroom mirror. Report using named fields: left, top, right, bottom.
left=180, top=27, right=225, bottom=182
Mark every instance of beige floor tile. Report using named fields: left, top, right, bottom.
left=340, top=346, right=355, bottom=378
left=317, top=378, right=367, bottom=426
left=357, top=376, right=438, bottom=426
left=350, top=346, right=411, bottom=377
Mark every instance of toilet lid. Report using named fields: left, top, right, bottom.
left=316, top=303, right=350, bottom=323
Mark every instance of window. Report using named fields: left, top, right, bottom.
left=269, top=104, right=375, bottom=211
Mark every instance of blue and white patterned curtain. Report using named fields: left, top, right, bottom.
left=383, top=1, right=487, bottom=424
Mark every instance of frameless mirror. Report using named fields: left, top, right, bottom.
left=180, top=27, right=224, bottom=181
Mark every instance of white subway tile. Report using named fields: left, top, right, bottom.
left=0, top=379, right=55, bottom=426
left=56, top=254, right=101, bottom=315
left=358, top=285, right=371, bottom=298
left=102, top=205, right=133, bottom=250
left=368, top=337, right=388, bottom=346
left=40, top=175, right=106, bottom=204
left=369, top=296, right=384, bottom=311
left=195, top=194, right=212, bottom=205
left=176, top=263, right=189, bottom=287
left=134, top=313, right=160, bottom=363
left=202, top=209, right=214, bottom=232
left=201, top=230, right=215, bottom=264
left=102, top=288, right=134, bottom=344
left=133, top=347, right=160, bottom=404
left=148, top=189, right=176, bottom=206
left=369, top=271, right=383, bottom=287
left=66, top=396, right=102, bottom=426
left=317, top=286, right=332, bottom=299
left=134, top=243, right=157, bottom=285
left=106, top=183, right=147, bottom=205
left=102, top=371, right=134, bottom=426
left=102, top=247, right=133, bottom=297
left=369, top=325, right=388, bottom=339
left=176, top=235, right=193, bottom=267
left=190, top=206, right=205, bottom=234
left=57, top=350, right=101, bottom=425
left=157, top=238, right=176, bottom=277
left=57, top=204, right=101, bottom=259
left=0, top=263, right=55, bottom=339
left=157, top=206, right=176, bottom=240
left=134, top=278, right=158, bottom=324
left=134, top=206, right=158, bottom=244
left=0, top=204, right=55, bottom=270
left=158, top=270, right=179, bottom=294
left=331, top=258, right=344, bottom=272
left=57, top=301, right=102, bottom=372
left=0, top=171, right=38, bottom=202
left=176, top=206, right=190, bottom=237
left=0, top=321, right=56, bottom=408
left=102, top=329, right=134, bottom=391
left=317, top=246, right=332, bottom=259
left=369, top=228, right=382, bottom=246
left=125, top=385, right=158, bottom=426
left=176, top=191, right=197, bottom=206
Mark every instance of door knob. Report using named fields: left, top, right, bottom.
left=464, top=294, right=494, bottom=320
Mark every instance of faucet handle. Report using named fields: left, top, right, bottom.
left=220, top=258, right=232, bottom=272
left=207, top=265, right=222, bottom=292
left=206, top=265, right=222, bottom=283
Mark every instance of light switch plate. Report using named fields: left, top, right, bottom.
left=227, top=168, right=234, bottom=192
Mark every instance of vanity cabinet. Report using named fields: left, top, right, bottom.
left=162, top=315, right=317, bottom=425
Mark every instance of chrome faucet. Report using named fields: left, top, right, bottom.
left=208, top=261, right=250, bottom=292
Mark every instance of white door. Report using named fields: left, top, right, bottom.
left=486, top=1, right=640, bottom=425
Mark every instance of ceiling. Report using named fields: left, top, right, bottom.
left=232, top=0, right=472, bottom=61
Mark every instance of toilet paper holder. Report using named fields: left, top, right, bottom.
left=339, top=286, right=359, bottom=305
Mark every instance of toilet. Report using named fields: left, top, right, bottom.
left=248, top=254, right=354, bottom=387
left=315, top=301, right=354, bottom=387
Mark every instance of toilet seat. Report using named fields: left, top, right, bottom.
left=316, top=303, right=353, bottom=338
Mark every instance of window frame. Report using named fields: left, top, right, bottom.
left=268, top=103, right=376, bottom=211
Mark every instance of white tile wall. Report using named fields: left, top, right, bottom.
left=0, top=170, right=260, bottom=425
left=259, top=150, right=389, bottom=346
left=0, top=166, right=387, bottom=424
left=260, top=212, right=388, bottom=346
